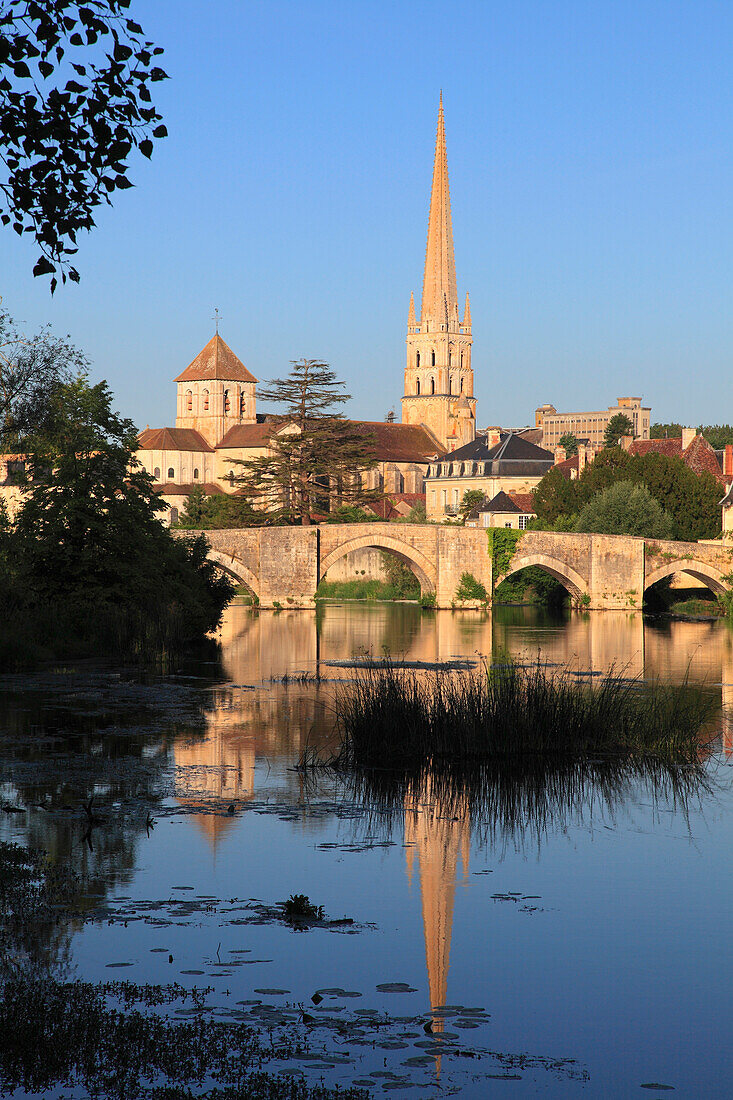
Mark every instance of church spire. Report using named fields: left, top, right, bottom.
left=421, top=92, right=458, bottom=324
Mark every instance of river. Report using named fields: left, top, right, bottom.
left=1, top=603, right=732, bottom=1097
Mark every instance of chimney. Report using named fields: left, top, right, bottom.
left=620, top=435, right=634, bottom=451
left=681, top=427, right=697, bottom=450
left=487, top=426, right=502, bottom=449
left=554, top=445, right=567, bottom=465
left=725, top=444, right=733, bottom=479
left=577, top=443, right=587, bottom=474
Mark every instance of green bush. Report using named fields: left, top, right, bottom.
left=455, top=571, right=488, bottom=601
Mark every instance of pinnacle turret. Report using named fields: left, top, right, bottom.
left=408, top=291, right=416, bottom=327
left=462, top=292, right=471, bottom=330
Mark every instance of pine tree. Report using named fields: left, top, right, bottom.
left=233, top=360, right=381, bottom=525
left=603, top=413, right=634, bottom=448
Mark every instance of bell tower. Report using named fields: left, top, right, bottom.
left=401, top=95, right=476, bottom=451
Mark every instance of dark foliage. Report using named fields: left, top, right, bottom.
left=558, top=432, right=579, bottom=456
left=0, top=0, right=167, bottom=289
left=0, top=375, right=232, bottom=664
left=0, top=307, right=84, bottom=445
left=333, top=661, right=716, bottom=769
left=532, top=448, right=722, bottom=541
left=176, top=485, right=262, bottom=529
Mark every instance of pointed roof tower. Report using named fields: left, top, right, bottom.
left=421, top=93, right=458, bottom=324
left=174, top=334, right=257, bottom=384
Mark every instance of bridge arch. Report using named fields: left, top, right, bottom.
left=644, top=559, right=730, bottom=597
left=497, top=553, right=589, bottom=606
left=319, top=534, right=437, bottom=594
left=207, top=549, right=260, bottom=600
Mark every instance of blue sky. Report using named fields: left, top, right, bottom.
left=2, top=0, right=733, bottom=431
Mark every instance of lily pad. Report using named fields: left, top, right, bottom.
left=376, top=982, right=418, bottom=993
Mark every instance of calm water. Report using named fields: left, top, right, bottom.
left=2, top=604, right=733, bottom=1097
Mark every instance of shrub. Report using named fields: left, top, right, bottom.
left=455, top=572, right=488, bottom=602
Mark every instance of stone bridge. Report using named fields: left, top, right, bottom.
left=176, top=523, right=491, bottom=609
left=495, top=531, right=733, bottom=610
left=173, top=525, right=733, bottom=610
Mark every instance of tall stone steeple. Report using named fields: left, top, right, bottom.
left=402, top=94, right=476, bottom=452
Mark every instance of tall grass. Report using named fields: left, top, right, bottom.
left=333, top=660, right=718, bottom=768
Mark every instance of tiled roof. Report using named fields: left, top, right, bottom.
left=481, top=490, right=537, bottom=515
left=153, top=482, right=221, bottom=496
left=174, top=334, right=257, bottom=384
left=368, top=492, right=425, bottom=519
left=138, top=427, right=213, bottom=452
left=441, top=431, right=553, bottom=465
left=217, top=421, right=279, bottom=448
left=507, top=492, right=536, bottom=513
left=345, top=421, right=441, bottom=462
left=629, top=435, right=725, bottom=482
left=553, top=454, right=580, bottom=479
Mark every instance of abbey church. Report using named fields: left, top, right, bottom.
left=135, top=96, right=477, bottom=521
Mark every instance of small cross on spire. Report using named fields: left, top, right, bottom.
left=212, top=307, right=221, bottom=335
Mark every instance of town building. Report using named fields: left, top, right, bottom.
left=136, top=331, right=441, bottom=523
left=464, top=490, right=537, bottom=530
left=535, top=397, right=651, bottom=452
left=401, top=94, right=476, bottom=452
left=424, top=431, right=554, bottom=520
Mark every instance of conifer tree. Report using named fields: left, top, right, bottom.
left=233, top=359, right=381, bottom=525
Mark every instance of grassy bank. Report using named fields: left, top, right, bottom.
left=316, top=578, right=419, bottom=601
left=667, top=598, right=724, bottom=619
left=333, top=661, right=716, bottom=768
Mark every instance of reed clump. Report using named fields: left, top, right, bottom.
left=333, top=660, right=717, bottom=768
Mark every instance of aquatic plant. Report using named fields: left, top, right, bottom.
left=332, top=660, right=718, bottom=768
left=282, top=894, right=324, bottom=920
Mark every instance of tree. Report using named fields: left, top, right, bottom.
left=603, top=413, right=634, bottom=448
left=234, top=359, right=381, bottom=526
left=0, top=307, right=85, bottom=445
left=7, top=374, right=232, bottom=641
left=558, top=432, right=579, bottom=457
left=0, top=1, right=167, bottom=290
left=459, top=488, right=485, bottom=519
left=176, top=487, right=261, bottom=530
left=574, top=481, right=675, bottom=539
left=532, top=448, right=721, bottom=541
left=651, top=422, right=683, bottom=440
left=699, top=424, right=733, bottom=449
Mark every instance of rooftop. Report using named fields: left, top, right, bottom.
left=174, top=334, right=257, bottom=385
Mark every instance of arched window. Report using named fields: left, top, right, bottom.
left=224, top=389, right=230, bottom=413
left=167, top=467, right=175, bottom=479
left=431, top=349, right=436, bottom=367
left=193, top=468, right=199, bottom=480
left=416, top=378, right=421, bottom=395
left=430, top=376, right=435, bottom=395
left=186, top=389, right=192, bottom=411
left=240, top=391, right=246, bottom=416
left=460, top=351, right=464, bottom=369
left=460, top=376, right=464, bottom=393
left=416, top=351, right=420, bottom=369
left=153, top=467, right=160, bottom=480
left=169, top=507, right=179, bottom=525
left=202, top=389, right=209, bottom=411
